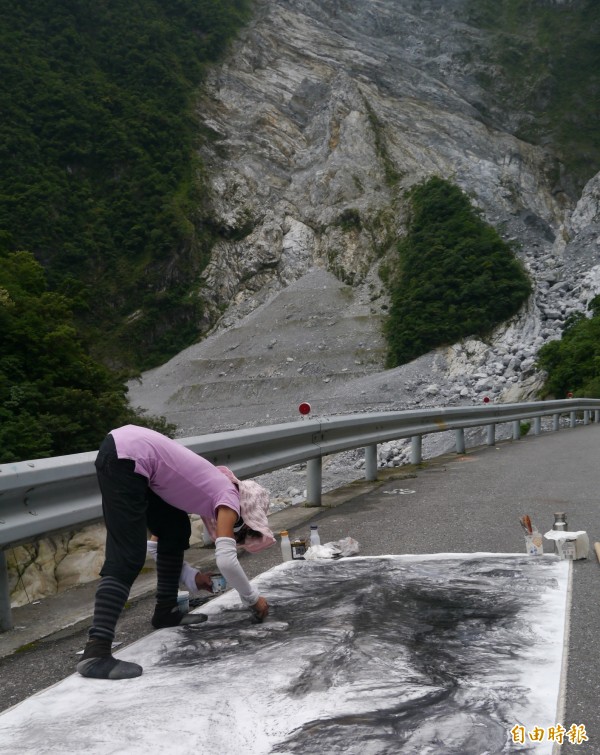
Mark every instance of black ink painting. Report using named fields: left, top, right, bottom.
left=0, top=555, right=568, bottom=754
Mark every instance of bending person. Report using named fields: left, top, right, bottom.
left=77, top=424, right=275, bottom=680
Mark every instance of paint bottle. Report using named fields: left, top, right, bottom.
left=280, top=531, right=292, bottom=562
left=552, top=512, right=568, bottom=531
left=310, top=525, right=321, bottom=547
left=291, top=538, right=307, bottom=559
left=552, top=512, right=568, bottom=556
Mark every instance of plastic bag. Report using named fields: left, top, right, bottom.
left=304, top=537, right=360, bottom=560
left=543, top=530, right=589, bottom=559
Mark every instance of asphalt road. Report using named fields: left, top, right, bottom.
left=1, top=424, right=599, bottom=753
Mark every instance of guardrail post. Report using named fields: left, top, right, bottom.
left=0, top=550, right=13, bottom=632
left=411, top=435, right=422, bottom=464
left=534, top=416, right=541, bottom=435
left=584, top=410, right=590, bottom=425
left=364, top=444, right=378, bottom=481
left=553, top=413, right=560, bottom=431
left=570, top=411, right=576, bottom=428
left=595, top=410, right=600, bottom=423
left=512, top=420, right=521, bottom=440
left=306, top=457, right=322, bottom=506
left=486, top=424, right=495, bottom=446
left=455, top=428, right=465, bottom=454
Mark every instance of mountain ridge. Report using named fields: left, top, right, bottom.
left=129, top=0, right=600, bottom=432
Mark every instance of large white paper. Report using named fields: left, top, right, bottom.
left=0, top=554, right=570, bottom=754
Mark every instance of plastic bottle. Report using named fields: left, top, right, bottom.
left=280, top=530, right=292, bottom=562
left=310, top=524, right=321, bottom=547
left=552, top=512, right=568, bottom=555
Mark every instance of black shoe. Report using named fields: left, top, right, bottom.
left=77, top=656, right=143, bottom=679
left=151, top=606, right=208, bottom=629
left=76, top=638, right=142, bottom=679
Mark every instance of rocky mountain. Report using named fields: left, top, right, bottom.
left=129, top=0, right=600, bottom=433
left=9, top=0, right=600, bottom=607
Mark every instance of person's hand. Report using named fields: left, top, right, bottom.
left=194, top=572, right=214, bottom=592
left=251, top=596, right=269, bottom=622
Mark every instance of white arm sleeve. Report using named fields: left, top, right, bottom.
left=215, top=537, right=260, bottom=607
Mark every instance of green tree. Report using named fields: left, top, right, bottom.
left=537, top=297, right=600, bottom=399
left=0, top=250, right=174, bottom=463
left=385, top=177, right=531, bottom=367
left=0, top=0, right=250, bottom=371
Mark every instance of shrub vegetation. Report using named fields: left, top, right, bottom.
left=385, top=177, right=531, bottom=367
left=0, top=0, right=250, bottom=370
left=537, top=297, right=600, bottom=399
left=0, top=249, right=174, bottom=462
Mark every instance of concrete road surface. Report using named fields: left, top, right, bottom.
left=1, top=423, right=599, bottom=753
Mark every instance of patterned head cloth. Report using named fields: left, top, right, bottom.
left=203, top=467, right=276, bottom=553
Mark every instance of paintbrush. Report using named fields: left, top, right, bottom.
left=185, top=607, right=273, bottom=630
left=520, top=515, right=533, bottom=534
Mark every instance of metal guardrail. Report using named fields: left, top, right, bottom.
left=1, top=398, right=600, bottom=631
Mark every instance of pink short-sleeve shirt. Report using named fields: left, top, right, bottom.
left=110, top=425, right=240, bottom=519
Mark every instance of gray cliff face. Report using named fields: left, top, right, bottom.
left=129, top=0, right=600, bottom=432
left=197, top=0, right=565, bottom=319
